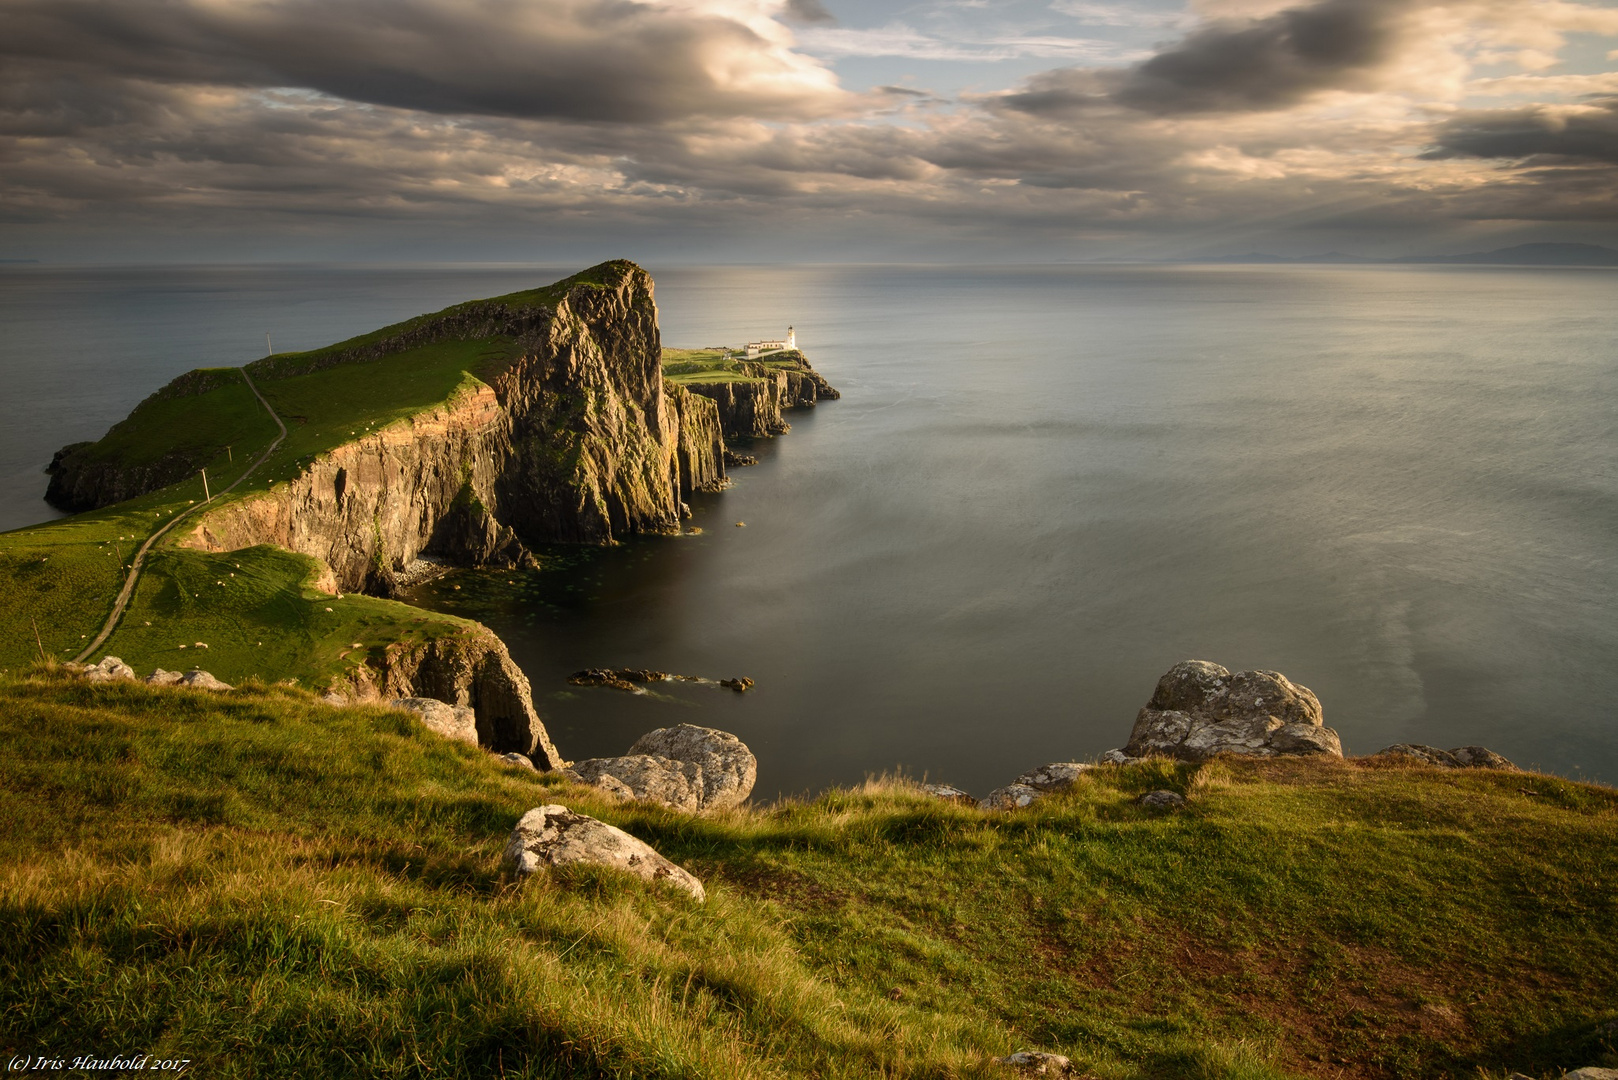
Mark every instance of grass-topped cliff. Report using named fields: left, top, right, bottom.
left=2, top=668, right=1614, bottom=1079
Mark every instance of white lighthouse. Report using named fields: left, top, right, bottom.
left=787, top=326, right=796, bottom=350
left=744, top=327, right=798, bottom=358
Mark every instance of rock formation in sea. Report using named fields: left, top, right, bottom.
left=1124, top=660, right=1344, bottom=760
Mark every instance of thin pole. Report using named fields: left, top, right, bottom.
left=31, top=617, right=45, bottom=662
left=202, top=468, right=211, bottom=502
left=266, top=331, right=273, bottom=354
left=226, top=445, right=233, bottom=463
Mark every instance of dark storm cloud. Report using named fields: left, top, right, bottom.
left=1424, top=98, right=1618, bottom=165
left=0, top=0, right=842, bottom=125
left=1002, top=0, right=1406, bottom=116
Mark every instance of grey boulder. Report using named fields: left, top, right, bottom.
left=498, top=752, right=538, bottom=771
left=980, top=784, right=1042, bottom=811
left=146, top=668, right=232, bottom=691
left=629, top=724, right=757, bottom=810
left=1378, top=743, right=1516, bottom=770
left=1014, top=762, right=1094, bottom=792
left=390, top=696, right=479, bottom=746
left=1126, top=661, right=1342, bottom=761
left=503, top=804, right=705, bottom=901
left=1139, top=790, right=1187, bottom=809
left=565, top=755, right=706, bottom=813
left=922, top=783, right=976, bottom=806
left=80, top=656, right=135, bottom=683
left=567, top=724, right=757, bottom=813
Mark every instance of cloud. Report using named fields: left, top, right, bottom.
left=781, top=0, right=836, bottom=25
left=794, top=23, right=1132, bottom=62
left=0, top=0, right=847, bottom=124
left=1425, top=98, right=1618, bottom=165
left=1049, top=1, right=1193, bottom=29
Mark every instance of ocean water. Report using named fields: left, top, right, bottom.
left=3, top=262, right=1616, bottom=796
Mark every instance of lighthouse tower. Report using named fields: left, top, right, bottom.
left=786, top=326, right=796, bottom=350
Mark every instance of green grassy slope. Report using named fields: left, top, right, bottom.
left=3, top=670, right=1614, bottom=1079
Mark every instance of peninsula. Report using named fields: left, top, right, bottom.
left=1, top=260, right=837, bottom=764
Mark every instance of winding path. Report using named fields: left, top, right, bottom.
left=72, top=366, right=287, bottom=664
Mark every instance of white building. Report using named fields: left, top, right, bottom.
left=745, top=326, right=796, bottom=358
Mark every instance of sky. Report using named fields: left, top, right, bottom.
left=3, top=0, right=1618, bottom=262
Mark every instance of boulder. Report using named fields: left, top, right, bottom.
left=1097, top=749, right=1137, bottom=765
left=980, top=784, right=1041, bottom=811
left=565, top=755, right=706, bottom=813
left=993, top=1050, right=1076, bottom=1076
left=145, top=669, right=183, bottom=686
left=390, top=696, right=479, bottom=746
left=629, top=724, right=757, bottom=810
left=503, top=804, right=705, bottom=901
left=1563, top=1071, right=1618, bottom=1080
left=922, top=783, right=976, bottom=806
left=499, top=752, right=538, bottom=771
left=1377, top=744, right=1516, bottom=770
left=179, top=670, right=233, bottom=691
left=1125, top=661, right=1341, bottom=761
left=80, top=656, right=136, bottom=683
left=1139, top=790, right=1186, bottom=810
left=1014, top=762, right=1094, bottom=792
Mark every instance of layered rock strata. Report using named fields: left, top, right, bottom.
left=684, top=352, right=839, bottom=440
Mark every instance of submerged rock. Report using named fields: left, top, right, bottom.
left=1377, top=743, right=1516, bottom=770
left=503, top=804, right=704, bottom=901
left=1125, top=661, right=1342, bottom=761
left=390, top=696, right=478, bottom=746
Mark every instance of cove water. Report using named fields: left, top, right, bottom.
left=3, top=262, right=1615, bottom=796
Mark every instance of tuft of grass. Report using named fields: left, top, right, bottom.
left=2, top=672, right=1616, bottom=1079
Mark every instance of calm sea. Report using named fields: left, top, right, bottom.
left=3, top=263, right=1615, bottom=795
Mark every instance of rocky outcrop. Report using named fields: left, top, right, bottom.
left=565, top=724, right=757, bottom=812
left=45, top=369, right=247, bottom=512
left=1377, top=744, right=1516, bottom=769
left=1014, top=762, right=1094, bottom=792
left=77, top=656, right=135, bottom=683
left=390, top=696, right=479, bottom=746
left=683, top=375, right=791, bottom=439
left=337, top=625, right=562, bottom=767
left=669, top=386, right=728, bottom=496
left=980, top=784, right=1041, bottom=811
left=1125, top=660, right=1343, bottom=761
left=503, top=804, right=705, bottom=901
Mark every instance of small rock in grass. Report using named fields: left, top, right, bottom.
left=145, top=669, right=183, bottom=686
left=499, top=752, right=538, bottom=771
left=1139, top=790, right=1185, bottom=810
left=80, top=656, right=136, bottom=683
left=321, top=691, right=348, bottom=705
left=179, top=670, right=232, bottom=691
left=980, top=784, right=1041, bottom=811
left=1014, top=762, right=1094, bottom=792
left=1562, top=1070, right=1618, bottom=1080
left=923, top=783, right=976, bottom=806
left=503, top=804, right=705, bottom=901
left=1377, top=743, right=1516, bottom=770
left=993, top=1050, right=1075, bottom=1076
left=1098, top=749, right=1137, bottom=765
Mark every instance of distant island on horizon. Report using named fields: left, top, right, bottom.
left=1193, top=241, right=1618, bottom=267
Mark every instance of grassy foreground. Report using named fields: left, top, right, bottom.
left=2, top=671, right=1615, bottom=1079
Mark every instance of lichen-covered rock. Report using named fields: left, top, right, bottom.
left=145, top=669, right=183, bottom=686
left=498, top=752, right=537, bottom=770
left=993, top=1050, right=1075, bottom=1076
left=1125, top=661, right=1342, bottom=761
left=1139, top=790, right=1186, bottom=809
left=80, top=656, right=135, bottom=683
left=922, top=783, right=976, bottom=805
left=1378, top=743, right=1516, bottom=770
left=177, top=670, right=232, bottom=691
left=390, top=697, right=478, bottom=746
left=980, top=784, right=1042, bottom=811
left=566, top=755, right=706, bottom=813
left=628, top=724, right=757, bottom=810
left=503, top=804, right=704, bottom=901
left=1014, top=762, right=1094, bottom=792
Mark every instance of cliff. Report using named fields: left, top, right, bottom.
left=681, top=351, right=839, bottom=440
left=170, top=261, right=730, bottom=594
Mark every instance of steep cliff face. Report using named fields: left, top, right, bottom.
left=683, top=352, right=840, bottom=440
left=181, top=262, right=728, bottom=593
